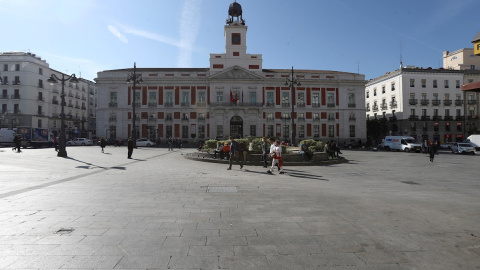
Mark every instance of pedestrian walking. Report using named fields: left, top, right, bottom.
left=423, top=140, right=428, bottom=154
left=267, top=140, right=284, bottom=174
left=53, top=136, right=58, bottom=152
left=127, top=137, right=133, bottom=159
left=100, top=137, right=106, bottom=153
left=168, top=137, right=173, bottom=151
left=13, top=135, right=22, bottom=153
left=269, top=138, right=280, bottom=171
left=261, top=137, right=269, bottom=167
left=429, top=141, right=438, bottom=162
left=227, top=136, right=243, bottom=170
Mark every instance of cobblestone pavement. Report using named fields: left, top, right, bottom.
left=0, top=146, right=479, bottom=269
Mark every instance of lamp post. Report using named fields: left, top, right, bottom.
left=284, top=66, right=301, bottom=146
left=126, top=62, right=143, bottom=147
left=47, top=73, right=79, bottom=157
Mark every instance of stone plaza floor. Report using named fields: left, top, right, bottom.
left=0, top=145, right=479, bottom=269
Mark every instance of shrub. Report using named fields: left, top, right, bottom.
left=300, top=139, right=324, bottom=152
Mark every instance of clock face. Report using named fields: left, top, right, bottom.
left=232, top=34, right=241, bottom=45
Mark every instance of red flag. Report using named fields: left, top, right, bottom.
left=230, top=90, right=238, bottom=102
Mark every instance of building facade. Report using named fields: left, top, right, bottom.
left=95, top=2, right=366, bottom=145
left=0, top=52, right=97, bottom=138
left=443, top=48, right=480, bottom=70
left=365, top=67, right=480, bottom=143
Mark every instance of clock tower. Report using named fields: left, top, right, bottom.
left=210, top=1, right=262, bottom=73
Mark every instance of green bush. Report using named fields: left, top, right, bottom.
left=300, top=139, right=324, bottom=152
left=249, top=138, right=264, bottom=152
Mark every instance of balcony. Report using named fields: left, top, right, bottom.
left=52, top=100, right=59, bottom=105
left=181, top=102, right=190, bottom=107
left=456, top=116, right=465, bottom=121
left=281, top=116, right=291, bottom=120
left=313, top=117, right=321, bottom=121
left=68, top=104, right=73, bottom=108
left=282, top=102, right=290, bottom=107
left=165, top=116, right=173, bottom=121
left=37, top=83, right=44, bottom=89
left=148, top=101, right=157, bottom=107
left=75, top=94, right=80, bottom=99
left=37, top=111, right=44, bottom=116
left=432, top=116, right=442, bottom=121
left=390, top=101, right=398, bottom=109
left=366, top=107, right=371, bottom=112
left=68, top=93, right=74, bottom=97
left=297, top=102, right=305, bottom=107
left=37, top=96, right=45, bottom=102
left=81, top=106, right=86, bottom=110
left=312, top=102, right=320, bottom=108
left=468, top=115, right=478, bottom=120
left=432, top=100, right=441, bottom=106
left=198, top=116, right=206, bottom=121
left=380, top=103, right=388, bottom=110
left=348, top=103, right=356, bottom=108
left=13, top=110, right=21, bottom=114
left=164, top=102, right=174, bottom=107
left=1, top=81, right=8, bottom=85
left=109, top=116, right=117, bottom=121
left=327, top=103, right=335, bottom=107
left=266, top=117, right=274, bottom=121
left=51, top=113, right=59, bottom=118
left=372, top=105, right=379, bottom=112
left=421, top=115, right=430, bottom=121
left=11, top=94, right=21, bottom=99
left=455, top=100, right=463, bottom=106
left=197, top=102, right=207, bottom=107
left=444, top=116, right=453, bottom=121
left=12, top=80, right=20, bottom=85
left=408, top=115, right=419, bottom=121
left=81, top=96, right=86, bottom=101
left=409, top=99, right=418, bottom=105
left=109, top=102, right=117, bottom=108
left=75, top=105, right=80, bottom=109
left=349, top=116, right=356, bottom=121
left=443, top=100, right=452, bottom=106
left=420, top=99, right=429, bottom=105
left=0, top=94, right=8, bottom=99
left=468, top=100, right=477, bottom=105
left=52, top=89, right=59, bottom=94
left=266, top=102, right=275, bottom=107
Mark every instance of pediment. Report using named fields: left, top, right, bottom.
left=209, top=65, right=263, bottom=80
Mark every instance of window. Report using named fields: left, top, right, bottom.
left=327, top=93, right=334, bottom=106
left=457, top=123, right=462, bottom=132
left=198, top=125, right=205, bottom=138
left=366, top=91, right=369, bottom=98
left=313, top=125, right=320, bottom=137
left=433, top=109, right=438, bottom=117
left=14, top=104, right=19, bottom=114
left=267, top=125, right=274, bottom=137
left=198, top=92, right=206, bottom=104
left=298, top=125, right=305, bottom=138
left=134, top=91, right=140, bottom=105
left=445, top=122, right=450, bottom=132
left=216, top=91, right=223, bottom=104
left=283, top=125, right=289, bottom=138
left=166, top=113, right=173, bottom=120
left=297, top=92, right=304, bottom=105
left=2, top=104, right=7, bottom=113
left=298, top=113, right=304, bottom=119
left=422, top=109, right=427, bottom=117
left=445, top=109, right=450, bottom=117
left=149, top=92, right=157, bottom=103
left=3, top=64, right=7, bottom=71
left=391, top=82, right=395, bottom=91
left=373, top=88, right=377, bottom=96
left=328, top=125, right=335, bottom=137
left=421, top=79, right=426, bottom=88
left=181, top=92, right=189, bottom=105
left=349, top=125, right=355, bottom=137
left=410, top=79, right=415, bottom=87
left=382, top=85, right=385, bottom=93
left=38, top=79, right=43, bottom=88
left=38, top=119, right=42, bottom=128
left=456, top=80, right=460, bottom=88
left=267, top=113, right=274, bottom=120
left=411, top=109, right=416, bottom=116
left=250, top=125, right=256, bottom=137
left=182, top=125, right=188, bottom=138
left=15, top=64, right=20, bottom=71
left=182, top=113, right=189, bottom=120
left=433, top=80, right=437, bottom=88
left=266, top=92, right=274, bottom=106
left=444, top=80, right=449, bottom=88
left=39, top=68, right=43, bottom=75
left=471, top=65, right=476, bottom=70
left=282, top=92, right=289, bottom=106
left=166, top=92, right=173, bottom=105
left=456, top=109, right=461, bottom=117
left=282, top=113, right=289, bottom=119
left=313, top=113, right=320, bottom=120
left=312, top=93, right=320, bottom=106
left=348, top=93, right=355, bottom=106
left=217, top=125, right=223, bottom=137
left=249, top=92, right=256, bottom=104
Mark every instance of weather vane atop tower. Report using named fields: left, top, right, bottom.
left=226, top=1, right=245, bottom=25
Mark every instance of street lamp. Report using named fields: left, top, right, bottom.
left=284, top=66, right=301, bottom=146
left=126, top=62, right=143, bottom=147
left=47, top=73, right=79, bottom=157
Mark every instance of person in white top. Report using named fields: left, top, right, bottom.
left=267, top=140, right=284, bottom=174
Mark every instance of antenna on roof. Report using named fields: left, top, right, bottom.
left=357, top=60, right=360, bottom=74
left=399, top=40, right=403, bottom=68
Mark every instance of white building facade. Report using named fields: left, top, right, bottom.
left=95, top=2, right=366, bottom=145
left=0, top=52, right=97, bottom=138
left=366, top=67, right=480, bottom=143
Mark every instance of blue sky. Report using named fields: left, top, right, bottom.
left=0, top=0, right=478, bottom=81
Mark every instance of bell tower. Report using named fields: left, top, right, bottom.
left=210, top=1, right=262, bottom=73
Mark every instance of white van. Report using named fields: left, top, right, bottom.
left=383, top=136, right=422, bottom=152
left=0, top=129, right=16, bottom=146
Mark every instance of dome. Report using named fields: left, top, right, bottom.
left=228, top=2, right=242, bottom=18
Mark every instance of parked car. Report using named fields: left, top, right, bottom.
left=66, top=138, right=93, bottom=146
left=136, top=138, right=155, bottom=147
left=97, top=138, right=124, bottom=146
left=439, top=143, right=451, bottom=149
left=451, top=142, right=476, bottom=155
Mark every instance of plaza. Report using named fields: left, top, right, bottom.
left=0, top=146, right=479, bottom=269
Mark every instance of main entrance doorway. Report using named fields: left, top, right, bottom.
left=230, top=116, right=243, bottom=138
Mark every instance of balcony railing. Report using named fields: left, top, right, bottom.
left=455, top=100, right=463, bottom=106
left=165, top=116, right=173, bottom=121
left=456, top=116, right=464, bottom=121
left=372, top=105, right=379, bottom=112
left=420, top=99, right=429, bottom=105
left=13, top=110, right=21, bottom=114
left=327, top=103, right=335, bottom=107
left=198, top=116, right=206, bottom=120
left=52, top=89, right=59, bottom=94
left=312, top=103, right=320, bottom=107
left=282, top=102, right=290, bottom=107
left=313, top=117, right=321, bottom=121
left=409, top=115, right=419, bottom=120
left=164, top=102, right=174, bottom=107
left=266, top=117, right=274, bottom=121
left=366, top=107, right=371, bottom=112
left=297, top=102, right=305, bottom=107
left=37, top=111, right=44, bottom=116
left=12, top=80, right=20, bottom=85
left=444, top=116, right=453, bottom=120
left=348, top=103, right=356, bottom=108
left=390, top=101, right=398, bottom=109
left=52, top=100, right=59, bottom=105
left=266, top=102, right=275, bottom=107
left=181, top=102, right=190, bottom=107
left=349, top=116, right=356, bottom=121
left=468, top=115, right=478, bottom=120
left=109, top=102, right=118, bottom=107
left=432, top=100, right=441, bottom=106
left=409, top=99, right=418, bottom=105
left=432, top=116, right=442, bottom=121
left=109, top=116, right=117, bottom=121
left=37, top=96, right=44, bottom=102
left=421, top=116, right=430, bottom=121
left=148, top=101, right=157, bottom=107
left=210, top=102, right=263, bottom=108
left=197, top=102, right=207, bottom=107
left=11, top=94, right=21, bottom=99
left=380, top=104, right=388, bottom=110
left=468, top=100, right=477, bottom=105
left=0, top=94, right=8, bottom=99
left=443, top=100, right=452, bottom=106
